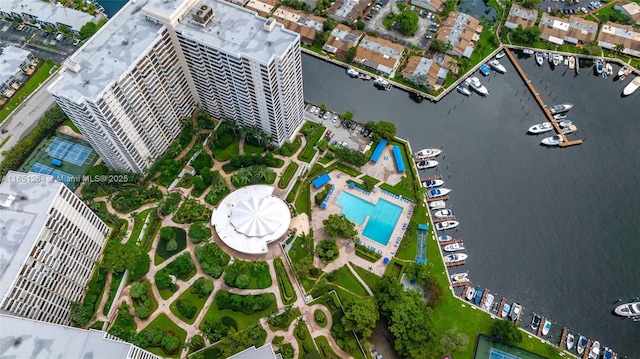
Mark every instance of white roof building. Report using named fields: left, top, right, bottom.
left=212, top=185, right=290, bottom=254
left=0, top=0, right=97, bottom=34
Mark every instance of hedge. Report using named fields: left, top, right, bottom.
left=355, top=243, right=382, bottom=262
left=274, top=258, right=297, bottom=305
left=278, top=162, right=299, bottom=189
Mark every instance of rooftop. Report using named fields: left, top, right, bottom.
left=47, top=0, right=163, bottom=102
left=227, top=343, right=282, bottom=359
left=0, top=314, right=158, bottom=359
left=0, top=46, right=32, bottom=84
left=0, top=0, right=96, bottom=32
left=0, top=171, right=63, bottom=300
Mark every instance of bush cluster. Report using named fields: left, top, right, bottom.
left=195, top=243, right=230, bottom=278
left=215, top=291, right=274, bottom=315
left=112, top=186, right=162, bottom=213
left=223, top=260, right=271, bottom=289
left=274, top=258, right=296, bottom=304
left=174, top=198, right=211, bottom=224
left=69, top=268, right=106, bottom=326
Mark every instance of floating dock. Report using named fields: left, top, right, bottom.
left=479, top=289, right=489, bottom=308
left=432, top=216, right=456, bottom=223
left=515, top=305, right=524, bottom=325
left=452, top=280, right=468, bottom=288
left=559, top=327, right=568, bottom=349
left=504, top=48, right=583, bottom=147
left=446, top=260, right=466, bottom=267
left=583, top=339, right=592, bottom=359
left=439, top=238, right=463, bottom=246
left=426, top=196, right=448, bottom=202
left=420, top=175, right=442, bottom=182
left=461, top=284, right=471, bottom=298
left=537, top=317, right=545, bottom=337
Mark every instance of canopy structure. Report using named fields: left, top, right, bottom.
left=392, top=145, right=405, bottom=172
left=312, top=173, right=331, bottom=188
left=370, top=139, right=388, bottom=163
left=212, top=185, right=291, bottom=254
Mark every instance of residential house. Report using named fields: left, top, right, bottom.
left=272, top=6, right=325, bottom=46
left=566, top=16, right=598, bottom=44
left=598, top=22, right=640, bottom=58
left=538, top=14, right=570, bottom=45
left=410, top=0, right=445, bottom=13
left=245, top=0, right=277, bottom=17
left=436, top=12, right=483, bottom=58
left=327, top=0, right=368, bottom=24
left=615, top=2, right=640, bottom=25
left=355, top=35, right=405, bottom=77
left=322, top=24, right=362, bottom=59
left=0, top=46, right=35, bottom=97
left=538, top=14, right=598, bottom=45
left=401, top=56, right=449, bottom=89
left=504, top=4, right=538, bottom=30
left=0, top=0, right=97, bottom=35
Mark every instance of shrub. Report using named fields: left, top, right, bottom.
left=159, top=193, right=182, bottom=216
left=176, top=299, right=197, bottom=319
left=174, top=198, right=212, bottom=224
left=188, top=222, right=211, bottom=243
left=166, top=253, right=196, bottom=280
left=154, top=269, right=173, bottom=290
left=316, top=239, right=339, bottom=263
left=274, top=258, right=296, bottom=304
left=191, top=277, right=214, bottom=298
left=130, top=283, right=147, bottom=299
left=194, top=243, right=230, bottom=278
left=314, top=310, right=327, bottom=325
left=215, top=291, right=274, bottom=315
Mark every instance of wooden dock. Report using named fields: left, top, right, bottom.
left=439, top=238, right=463, bottom=246
left=461, top=284, right=471, bottom=298
left=583, top=339, right=592, bottom=359
left=497, top=298, right=506, bottom=317
left=504, top=48, right=583, bottom=147
left=414, top=157, right=436, bottom=163
left=446, top=260, right=466, bottom=267
left=537, top=317, right=545, bottom=337
left=452, top=280, right=469, bottom=288
left=559, top=327, right=568, bottom=349
left=432, top=216, right=456, bottom=223
left=420, top=175, right=442, bottom=182
left=426, top=196, right=448, bottom=202
left=479, top=289, right=489, bottom=309
left=515, top=305, right=524, bottom=325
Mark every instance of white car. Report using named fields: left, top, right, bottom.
left=323, top=112, right=330, bottom=120
left=333, top=115, right=339, bottom=122
left=310, top=106, right=317, bottom=114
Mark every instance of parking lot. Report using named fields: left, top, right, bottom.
left=0, top=20, right=79, bottom=64
left=304, top=104, right=373, bottom=152
left=537, top=0, right=606, bottom=15
left=363, top=0, right=439, bottom=50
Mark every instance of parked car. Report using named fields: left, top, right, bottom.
left=310, top=106, right=317, bottom=114
left=323, top=112, right=330, bottom=120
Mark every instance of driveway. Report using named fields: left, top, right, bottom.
left=305, top=104, right=372, bottom=152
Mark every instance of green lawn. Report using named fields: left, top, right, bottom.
left=396, top=204, right=431, bottom=261
left=200, top=292, right=277, bottom=332
left=294, top=322, right=319, bottom=358
left=169, top=281, right=211, bottom=325
left=327, top=266, right=369, bottom=297
left=243, top=142, right=265, bottom=155
left=140, top=314, right=187, bottom=359
left=62, top=119, right=81, bottom=133
left=277, top=162, right=299, bottom=189
left=350, top=263, right=382, bottom=292
left=315, top=336, right=340, bottom=358
left=128, top=208, right=153, bottom=245
left=0, top=60, right=58, bottom=124
left=297, top=121, right=326, bottom=163
left=211, top=135, right=240, bottom=162
left=102, top=273, right=124, bottom=315
left=294, top=181, right=311, bottom=216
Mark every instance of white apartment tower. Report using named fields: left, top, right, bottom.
left=48, top=0, right=304, bottom=173
left=0, top=171, right=109, bottom=325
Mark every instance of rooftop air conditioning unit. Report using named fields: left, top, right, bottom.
left=193, top=4, right=214, bottom=25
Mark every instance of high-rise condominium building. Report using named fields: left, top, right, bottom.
left=0, top=171, right=109, bottom=325
left=48, top=0, right=304, bottom=173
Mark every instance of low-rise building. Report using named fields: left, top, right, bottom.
left=504, top=4, right=538, bottom=30
left=0, top=0, right=97, bottom=35
left=401, top=56, right=448, bottom=89
left=566, top=16, right=598, bottom=44
left=327, top=0, right=368, bottom=24
left=0, top=46, right=35, bottom=97
left=615, top=2, right=640, bottom=25
left=410, top=0, right=445, bottom=13
left=598, top=22, right=640, bottom=58
left=538, top=14, right=569, bottom=45
left=227, top=344, right=282, bottom=359
left=322, top=24, right=363, bottom=59
left=437, top=12, right=482, bottom=58
left=355, top=35, right=405, bottom=77
left=0, top=171, right=109, bottom=325
left=538, top=14, right=598, bottom=45
left=272, top=6, right=325, bottom=45
left=245, top=0, right=277, bottom=17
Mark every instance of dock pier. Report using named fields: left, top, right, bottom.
left=497, top=298, right=506, bottom=317
left=433, top=216, right=456, bottom=223
left=420, top=175, right=442, bottom=182
left=583, top=339, right=592, bottom=359
left=446, top=260, right=466, bottom=267
left=560, top=327, right=568, bottom=349
left=504, top=48, right=583, bottom=147
left=515, top=306, right=524, bottom=325
left=439, top=238, right=463, bottom=246
left=426, top=196, right=448, bottom=202
left=537, top=317, right=545, bottom=337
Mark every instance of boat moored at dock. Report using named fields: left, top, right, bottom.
left=415, top=148, right=442, bottom=158
left=417, top=160, right=438, bottom=170
left=528, top=122, right=553, bottom=134
left=482, top=293, right=494, bottom=311
left=434, top=209, right=453, bottom=218
left=588, top=341, right=600, bottom=359
left=444, top=253, right=467, bottom=263
left=541, top=318, right=551, bottom=336
left=489, top=60, right=506, bottom=74
left=535, top=52, right=544, bottom=66
left=595, top=59, right=604, bottom=74
left=429, top=200, right=447, bottom=210
left=457, top=84, right=471, bottom=96
left=346, top=68, right=359, bottom=77
left=541, top=135, right=565, bottom=146
left=435, top=220, right=459, bottom=231
left=451, top=272, right=469, bottom=283
left=373, top=77, right=392, bottom=90
left=479, top=64, right=491, bottom=76
left=443, top=243, right=465, bottom=251
left=548, top=103, right=574, bottom=115
left=567, top=332, right=575, bottom=350
left=569, top=56, right=575, bottom=69
left=622, top=76, right=640, bottom=96
left=466, top=77, right=489, bottom=96
left=613, top=301, right=640, bottom=317
left=510, top=303, right=522, bottom=321
left=423, top=179, right=444, bottom=188
left=496, top=50, right=506, bottom=59
left=428, top=188, right=452, bottom=199
left=358, top=73, right=371, bottom=80
left=617, top=65, right=630, bottom=78
left=501, top=303, right=511, bottom=318
left=531, top=314, right=541, bottom=331
left=438, top=234, right=453, bottom=242
left=577, top=335, right=587, bottom=355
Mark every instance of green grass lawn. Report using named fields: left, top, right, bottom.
left=297, top=121, right=326, bottom=163
left=200, top=292, right=277, bottom=332
left=294, top=322, right=319, bottom=358
left=350, top=263, right=381, bottom=292
left=243, top=142, right=265, bottom=155
left=212, top=135, right=240, bottom=162
left=169, top=281, right=211, bottom=325
left=327, top=266, right=369, bottom=297
left=277, top=162, right=299, bottom=189
left=128, top=208, right=153, bottom=245
left=294, top=181, right=311, bottom=216
left=0, top=60, right=58, bottom=124
left=315, top=336, right=340, bottom=358
left=140, top=314, right=187, bottom=359
left=62, top=119, right=81, bottom=133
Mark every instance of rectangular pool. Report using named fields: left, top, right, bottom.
left=335, top=191, right=403, bottom=246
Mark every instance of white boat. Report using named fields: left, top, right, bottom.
left=435, top=221, right=459, bottom=231
left=563, top=56, right=569, bottom=66
left=595, top=59, right=604, bottom=74
left=603, top=347, right=613, bottom=359
left=495, top=50, right=506, bottom=59
left=482, top=293, right=494, bottom=311
left=552, top=53, right=560, bottom=67
left=561, top=124, right=577, bottom=135
left=358, top=73, right=371, bottom=80
left=465, top=286, right=476, bottom=300
left=558, top=119, right=572, bottom=128
left=443, top=243, right=465, bottom=252
left=541, top=318, right=551, bottom=336
left=451, top=272, right=469, bottom=283
left=535, top=52, right=544, bottom=66
left=427, top=188, right=452, bottom=199
left=530, top=313, right=541, bottom=331
left=429, top=200, right=447, bottom=210
left=417, top=160, right=438, bottom=170
left=438, top=234, right=453, bottom=242
left=510, top=303, right=522, bottom=321
left=614, top=301, right=640, bottom=317
left=622, top=76, right=640, bottom=96
left=553, top=113, right=567, bottom=120
left=577, top=335, right=587, bottom=355
left=605, top=63, right=613, bottom=77
left=522, top=48, right=534, bottom=55
left=528, top=122, right=553, bottom=134
left=617, top=65, right=630, bottom=77
left=423, top=179, right=444, bottom=188
left=444, top=253, right=467, bottom=263
left=569, top=56, right=575, bottom=69
left=588, top=341, right=600, bottom=359
left=434, top=209, right=453, bottom=218
left=548, top=103, right=573, bottom=114
left=618, top=66, right=632, bottom=81
left=566, top=333, right=575, bottom=350
left=541, top=135, right=565, bottom=146
left=415, top=148, right=442, bottom=158
left=373, top=77, right=391, bottom=90
left=466, top=77, right=488, bottom=96
left=346, top=68, right=359, bottom=77
left=501, top=303, right=511, bottom=318
left=457, top=84, right=471, bottom=96
left=489, top=60, right=506, bottom=74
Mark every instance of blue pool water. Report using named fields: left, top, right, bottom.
left=335, top=191, right=403, bottom=246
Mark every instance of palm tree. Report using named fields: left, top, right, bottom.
left=612, top=44, right=625, bottom=56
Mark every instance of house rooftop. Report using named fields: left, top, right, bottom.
left=0, top=46, right=32, bottom=85
left=0, top=0, right=96, bottom=32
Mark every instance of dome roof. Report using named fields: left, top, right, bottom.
left=230, top=197, right=285, bottom=237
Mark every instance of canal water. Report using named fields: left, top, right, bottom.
left=302, top=52, right=640, bottom=356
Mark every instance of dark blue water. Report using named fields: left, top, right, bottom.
left=96, top=0, right=127, bottom=17
left=302, top=53, right=640, bottom=357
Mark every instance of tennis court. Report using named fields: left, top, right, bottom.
left=30, top=163, right=73, bottom=186
left=490, top=348, right=520, bottom=359
left=474, top=335, right=547, bottom=359
left=46, top=138, right=93, bottom=166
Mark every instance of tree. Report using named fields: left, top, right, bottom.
left=372, top=120, right=396, bottom=141
left=160, top=227, right=176, bottom=243
left=161, top=334, right=180, bottom=353
left=79, top=22, right=98, bottom=40
left=189, top=222, right=211, bottom=243
left=322, top=214, right=357, bottom=239
left=410, top=73, right=429, bottom=88
left=192, top=277, right=214, bottom=298
left=342, top=111, right=353, bottom=122
left=154, top=269, right=173, bottom=290
left=612, top=43, right=625, bottom=55
left=316, top=239, right=339, bottom=263
left=396, top=9, right=419, bottom=35
left=341, top=297, right=379, bottom=338
left=430, top=39, right=452, bottom=53
left=130, top=283, right=147, bottom=299
left=346, top=46, right=358, bottom=63
left=135, top=304, right=151, bottom=319
left=439, top=329, right=469, bottom=355
left=389, top=290, right=436, bottom=358
left=235, top=274, right=250, bottom=289
left=491, top=320, right=523, bottom=344
left=200, top=318, right=229, bottom=342
left=177, top=299, right=197, bottom=319
left=522, top=0, right=541, bottom=8
left=166, top=238, right=178, bottom=252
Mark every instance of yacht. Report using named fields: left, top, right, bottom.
left=566, top=332, right=575, bottom=350
left=561, top=124, right=577, bottom=135
left=457, top=83, right=471, bottom=96
left=541, top=135, right=565, bottom=146
left=510, top=303, right=522, bottom=321
left=427, top=188, right=452, bottom=198
left=552, top=53, right=560, bottom=67
left=466, top=77, right=489, bottom=96
left=595, top=59, right=604, bottom=74
left=373, top=77, right=392, bottom=90
left=435, top=221, right=459, bottom=231
left=605, top=63, right=613, bottom=77
left=569, top=56, right=575, bottom=69
left=553, top=113, right=567, bottom=120
left=358, top=73, right=372, bottom=80
left=548, top=103, right=573, bottom=114
left=438, top=234, right=453, bottom=242
left=429, top=200, right=447, bottom=210
left=541, top=318, right=551, bottom=336
left=577, top=335, right=588, bottom=355
left=535, top=52, right=544, bottom=66
left=563, top=56, right=569, bottom=66
left=528, top=122, right=553, bottom=134
left=522, top=48, right=534, bottom=55
left=443, top=243, right=465, bottom=252
left=346, top=68, right=359, bottom=77
left=622, top=76, right=640, bottom=96
left=501, top=303, right=511, bottom=318
left=482, top=293, right=495, bottom=311
left=434, top=209, right=453, bottom=218
left=417, top=160, right=438, bottom=170
left=489, top=60, right=507, bottom=74
left=423, top=179, right=444, bottom=188
left=613, top=301, right=640, bottom=317
left=450, top=272, right=469, bottom=283
left=415, top=148, right=442, bottom=158
left=617, top=65, right=630, bottom=77
left=531, top=313, right=541, bottom=331
left=479, top=63, right=491, bottom=76
left=588, top=341, right=600, bottom=359
left=465, top=286, right=476, bottom=301
left=558, top=119, right=572, bottom=128
left=495, top=50, right=506, bottom=59
left=444, top=253, right=467, bottom=263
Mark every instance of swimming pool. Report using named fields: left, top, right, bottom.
left=335, top=191, right=403, bottom=246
